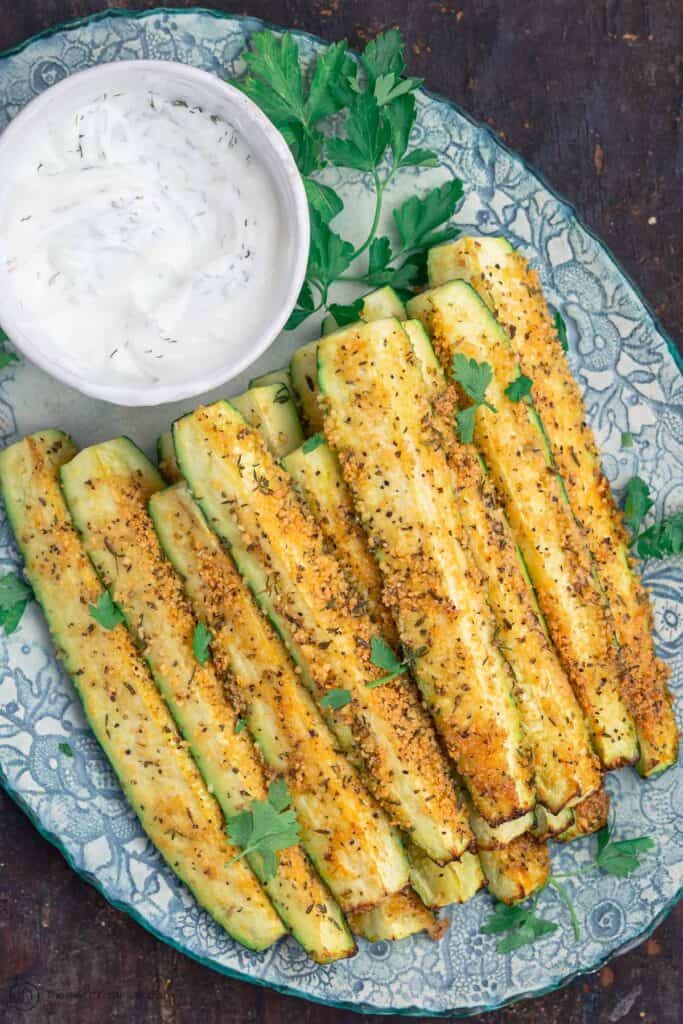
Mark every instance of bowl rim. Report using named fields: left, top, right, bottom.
left=0, top=58, right=310, bottom=407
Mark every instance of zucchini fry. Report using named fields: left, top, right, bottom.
left=408, top=283, right=638, bottom=770
left=429, top=236, right=678, bottom=777
left=231, top=381, right=304, bottom=458
left=479, top=835, right=550, bottom=906
left=402, top=317, right=602, bottom=813
left=349, top=890, right=447, bottom=942
left=557, top=785, right=610, bottom=843
left=318, top=318, right=535, bottom=831
left=174, top=402, right=474, bottom=864
left=149, top=481, right=410, bottom=915
left=61, top=439, right=354, bottom=964
left=0, top=432, right=285, bottom=952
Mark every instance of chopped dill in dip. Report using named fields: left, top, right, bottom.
left=0, top=88, right=287, bottom=391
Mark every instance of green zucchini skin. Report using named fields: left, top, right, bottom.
left=0, top=431, right=285, bottom=952
left=60, top=437, right=353, bottom=964
left=407, top=282, right=639, bottom=772
left=149, top=481, right=409, bottom=918
left=318, top=318, right=535, bottom=830
left=429, top=235, right=678, bottom=778
left=173, top=402, right=474, bottom=865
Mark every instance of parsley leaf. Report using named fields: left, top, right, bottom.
left=286, top=281, right=317, bottom=330
left=633, top=507, right=683, bottom=560
left=394, top=179, right=464, bottom=252
left=226, top=779, right=301, bottom=882
left=89, top=591, right=124, bottom=630
left=367, top=636, right=407, bottom=687
left=308, top=211, right=355, bottom=293
left=554, top=311, right=568, bottom=352
left=505, top=372, right=533, bottom=402
left=234, top=717, right=247, bottom=735
left=58, top=742, right=73, bottom=758
left=373, top=72, right=422, bottom=107
left=596, top=826, right=655, bottom=878
left=328, top=298, right=364, bottom=327
left=305, top=40, right=350, bottom=123
left=451, top=353, right=497, bottom=443
left=361, top=28, right=406, bottom=82
left=320, top=687, right=352, bottom=710
left=325, top=91, right=390, bottom=172
left=482, top=900, right=558, bottom=954
left=621, top=431, right=633, bottom=449
left=623, top=476, right=653, bottom=536
left=0, top=343, right=18, bottom=370
left=242, top=32, right=306, bottom=122
left=303, top=178, right=344, bottom=224
left=193, top=621, right=212, bottom=665
left=0, top=573, right=33, bottom=635
left=302, top=434, right=326, bottom=454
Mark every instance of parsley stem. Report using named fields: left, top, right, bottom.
left=350, top=170, right=385, bottom=263
left=547, top=878, right=580, bottom=941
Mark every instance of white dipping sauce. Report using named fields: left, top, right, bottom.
left=0, top=89, right=285, bottom=387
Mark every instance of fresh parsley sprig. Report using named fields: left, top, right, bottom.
left=88, top=590, right=124, bottom=630
left=481, top=820, right=655, bottom=954
left=237, top=29, right=462, bottom=328
left=451, top=353, right=497, bottom=444
left=367, top=636, right=407, bottom=687
left=622, top=475, right=682, bottom=559
left=320, top=687, right=352, bottom=710
left=0, top=573, right=33, bottom=634
left=226, top=778, right=301, bottom=882
left=0, top=327, right=18, bottom=371
left=192, top=621, right=212, bottom=665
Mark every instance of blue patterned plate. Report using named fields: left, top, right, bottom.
left=0, top=8, right=680, bottom=1017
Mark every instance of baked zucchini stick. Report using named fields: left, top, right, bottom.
left=0, top=431, right=285, bottom=952
left=61, top=439, right=354, bottom=964
left=408, top=283, right=638, bottom=770
left=429, top=236, right=678, bottom=777
left=401, top=318, right=602, bottom=813
left=174, top=402, right=473, bottom=864
left=318, top=319, right=535, bottom=832
left=149, top=481, right=410, bottom=916
left=280, top=432, right=543, bottom=900
left=231, top=381, right=304, bottom=458
left=349, top=889, right=447, bottom=942
left=557, top=785, right=610, bottom=843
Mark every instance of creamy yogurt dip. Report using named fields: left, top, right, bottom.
left=0, top=87, right=287, bottom=389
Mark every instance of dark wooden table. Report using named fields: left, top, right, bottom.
left=0, top=3, right=680, bottom=1022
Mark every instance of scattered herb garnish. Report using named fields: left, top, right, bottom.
left=451, top=353, right=497, bottom=443
left=621, top=475, right=682, bottom=558
left=88, top=591, right=124, bottom=630
left=234, top=717, right=247, bottom=735
left=58, top=742, right=73, bottom=758
left=302, top=433, right=326, bottom=454
left=0, top=573, right=33, bottom=635
left=367, top=635, right=407, bottom=687
left=320, top=687, right=352, bottom=710
left=482, top=819, right=655, bottom=953
left=554, top=311, right=568, bottom=352
left=226, top=778, right=301, bottom=882
left=505, top=372, right=533, bottom=403
left=192, top=621, right=212, bottom=665
left=623, top=475, right=653, bottom=535
left=274, top=381, right=291, bottom=404
left=0, top=332, right=18, bottom=371
left=237, top=29, right=462, bottom=328
left=621, top=431, right=633, bottom=449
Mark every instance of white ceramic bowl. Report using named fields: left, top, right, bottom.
left=0, top=60, right=309, bottom=406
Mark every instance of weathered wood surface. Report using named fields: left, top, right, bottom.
left=0, top=2, right=680, bottom=1022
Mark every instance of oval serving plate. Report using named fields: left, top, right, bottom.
left=0, top=8, right=680, bottom=1017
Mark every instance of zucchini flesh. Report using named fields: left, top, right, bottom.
left=291, top=340, right=324, bottom=433
left=405, top=845, right=484, bottom=909
left=61, top=438, right=352, bottom=964
left=318, top=318, right=535, bottom=829
left=282, top=439, right=398, bottom=645
left=157, top=430, right=182, bottom=484
left=0, top=431, right=285, bottom=952
left=407, top=283, right=639, bottom=771
left=557, top=784, right=610, bottom=843
left=402, top=318, right=602, bottom=814
left=478, top=835, right=550, bottom=906
left=149, top=481, right=409, bottom=915
left=361, top=286, right=407, bottom=323
left=173, top=402, right=473, bottom=864
left=429, top=236, right=678, bottom=777
left=230, top=382, right=304, bottom=458
left=349, top=889, right=446, bottom=942
left=249, top=367, right=292, bottom=390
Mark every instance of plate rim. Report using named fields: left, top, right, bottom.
left=0, top=6, right=680, bottom=1017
